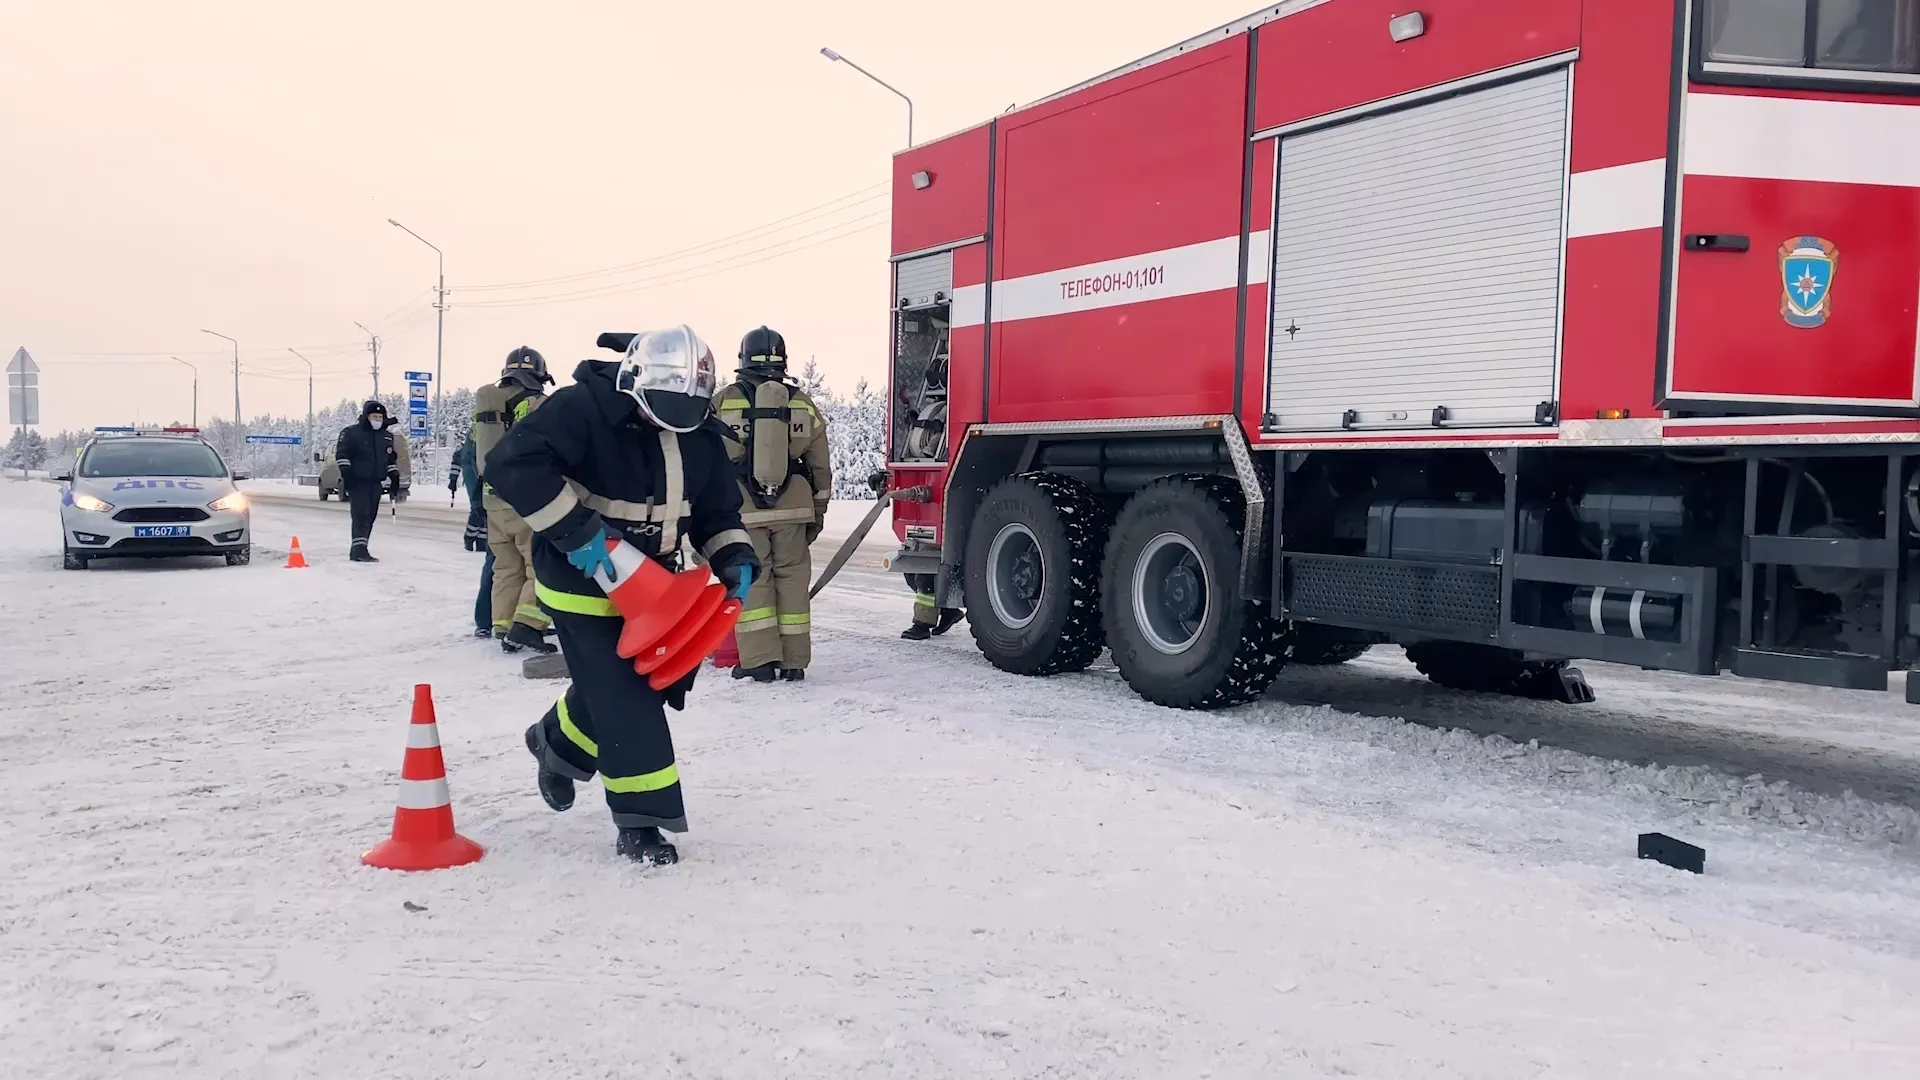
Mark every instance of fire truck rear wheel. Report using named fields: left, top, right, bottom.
left=963, top=473, right=1107, bottom=676
left=1101, top=476, right=1293, bottom=710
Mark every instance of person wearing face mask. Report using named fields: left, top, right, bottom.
left=332, top=399, right=400, bottom=562
left=486, top=325, right=759, bottom=866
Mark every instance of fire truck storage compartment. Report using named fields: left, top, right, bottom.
left=1265, top=66, right=1571, bottom=432
left=892, top=250, right=952, bottom=463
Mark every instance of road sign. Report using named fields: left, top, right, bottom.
left=244, top=434, right=303, bottom=446
left=404, top=371, right=432, bottom=383
left=6, top=347, right=38, bottom=427
left=408, top=413, right=429, bottom=437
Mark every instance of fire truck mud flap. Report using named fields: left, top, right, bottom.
left=962, top=473, right=1107, bottom=676
left=1101, top=476, right=1294, bottom=709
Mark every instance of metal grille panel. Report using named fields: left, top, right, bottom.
left=1287, top=555, right=1500, bottom=639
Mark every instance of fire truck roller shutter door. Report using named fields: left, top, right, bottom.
left=1265, top=66, right=1571, bottom=433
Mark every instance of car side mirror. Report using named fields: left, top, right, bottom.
left=52, top=472, right=72, bottom=482
left=231, top=472, right=250, bottom=482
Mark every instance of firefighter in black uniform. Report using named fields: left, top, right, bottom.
left=487, top=324, right=759, bottom=866
left=333, top=399, right=401, bottom=562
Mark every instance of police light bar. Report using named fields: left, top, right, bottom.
left=92, top=426, right=137, bottom=434
left=161, top=426, right=200, bottom=434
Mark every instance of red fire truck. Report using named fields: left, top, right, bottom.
left=881, top=0, right=1920, bottom=710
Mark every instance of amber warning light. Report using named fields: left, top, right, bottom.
left=1595, top=409, right=1631, bottom=421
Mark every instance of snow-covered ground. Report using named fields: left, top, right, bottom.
left=4, top=474, right=1920, bottom=1078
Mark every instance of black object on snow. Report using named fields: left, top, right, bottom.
left=1638, top=832, right=1705, bottom=874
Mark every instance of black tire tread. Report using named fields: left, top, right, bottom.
left=966, top=472, right=1109, bottom=676
left=1104, top=474, right=1292, bottom=710
left=1291, top=624, right=1373, bottom=666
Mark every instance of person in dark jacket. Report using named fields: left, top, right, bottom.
left=451, top=433, right=493, bottom=637
left=487, top=325, right=759, bottom=866
left=333, top=399, right=400, bottom=562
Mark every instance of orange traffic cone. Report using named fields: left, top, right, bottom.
left=590, top=536, right=711, bottom=659
left=645, top=596, right=743, bottom=691
left=285, top=536, right=308, bottom=569
left=634, top=582, right=727, bottom=676
left=710, top=629, right=739, bottom=670
left=362, top=685, right=484, bottom=872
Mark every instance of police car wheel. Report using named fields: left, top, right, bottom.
left=225, top=547, right=251, bottom=567
left=62, top=548, right=89, bottom=571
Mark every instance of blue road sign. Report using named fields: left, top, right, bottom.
left=244, top=434, right=303, bottom=446
left=404, top=371, right=432, bottom=383
left=408, top=413, right=429, bottom=437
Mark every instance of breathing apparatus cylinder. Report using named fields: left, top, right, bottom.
left=750, top=378, right=792, bottom=495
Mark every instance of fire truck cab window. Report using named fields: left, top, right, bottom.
left=1703, top=0, right=1920, bottom=77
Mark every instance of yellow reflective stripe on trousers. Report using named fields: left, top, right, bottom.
left=736, top=605, right=777, bottom=633
left=536, top=581, right=618, bottom=617
left=603, top=763, right=679, bottom=794
left=557, top=696, right=598, bottom=758
left=777, top=613, right=809, bottom=625
left=913, top=592, right=937, bottom=608
left=514, top=603, right=551, bottom=627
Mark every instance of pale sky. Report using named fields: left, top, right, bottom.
left=1, top=0, right=1261, bottom=433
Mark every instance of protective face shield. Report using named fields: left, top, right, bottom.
left=616, top=325, right=718, bottom=433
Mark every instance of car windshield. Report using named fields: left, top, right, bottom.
left=80, top=439, right=227, bottom=478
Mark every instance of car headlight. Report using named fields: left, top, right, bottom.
left=208, top=492, right=248, bottom=513
left=70, top=493, right=113, bottom=513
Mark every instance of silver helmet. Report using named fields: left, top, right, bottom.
left=615, top=325, right=718, bottom=433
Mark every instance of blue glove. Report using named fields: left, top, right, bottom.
left=566, top=526, right=617, bottom=579
left=725, top=563, right=754, bottom=600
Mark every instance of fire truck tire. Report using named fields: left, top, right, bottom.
left=1403, top=642, right=1596, bottom=704
left=963, top=472, right=1107, bottom=676
left=1290, top=624, right=1373, bottom=665
left=1101, top=476, right=1293, bottom=709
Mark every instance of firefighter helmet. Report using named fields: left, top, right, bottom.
left=737, top=325, right=788, bottom=376
left=617, top=325, right=719, bottom=433
left=502, top=346, right=552, bottom=390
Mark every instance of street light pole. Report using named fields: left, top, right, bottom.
left=199, top=329, right=239, bottom=430
left=354, top=321, right=381, bottom=399
left=287, top=348, right=314, bottom=452
left=388, top=219, right=445, bottom=427
left=820, top=47, right=914, bottom=147
left=170, top=357, right=197, bottom=428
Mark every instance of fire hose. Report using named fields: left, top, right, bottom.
left=809, top=485, right=931, bottom=599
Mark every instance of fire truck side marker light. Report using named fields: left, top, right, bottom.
left=1596, top=409, right=1630, bottom=421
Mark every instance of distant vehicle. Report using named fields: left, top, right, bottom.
left=55, top=427, right=251, bottom=570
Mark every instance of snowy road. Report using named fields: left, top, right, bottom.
left=5, top=475, right=1920, bottom=1078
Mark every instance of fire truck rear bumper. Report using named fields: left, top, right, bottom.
left=881, top=547, right=942, bottom=577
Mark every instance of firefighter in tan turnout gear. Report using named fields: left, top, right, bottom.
left=473, top=346, right=557, bottom=656
left=714, top=326, right=831, bottom=682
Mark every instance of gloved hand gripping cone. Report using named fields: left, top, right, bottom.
left=586, top=535, right=713, bottom=660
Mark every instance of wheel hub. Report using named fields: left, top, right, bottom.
left=986, top=522, right=1044, bottom=630
left=1132, top=532, right=1210, bottom=656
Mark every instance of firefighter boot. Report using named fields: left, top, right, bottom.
left=779, top=668, right=805, bottom=682
left=732, top=662, right=777, bottom=682
left=350, top=548, right=379, bottom=563
left=502, top=622, right=558, bottom=655
left=524, top=724, right=575, bottom=812
left=901, top=623, right=932, bottom=641
left=932, top=608, right=965, bottom=636
left=616, top=826, right=679, bottom=866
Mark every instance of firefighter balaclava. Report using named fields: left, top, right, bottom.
left=617, top=325, right=718, bottom=433
left=501, top=346, right=552, bottom=391
left=362, top=400, right=387, bottom=430
left=737, top=325, right=788, bottom=381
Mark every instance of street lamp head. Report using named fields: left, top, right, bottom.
left=820, top=47, right=842, bottom=61
left=387, top=218, right=402, bottom=227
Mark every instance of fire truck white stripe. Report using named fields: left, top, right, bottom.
left=1566, top=159, right=1666, bottom=238
left=1684, top=92, right=1920, bottom=189
left=951, top=159, right=1665, bottom=331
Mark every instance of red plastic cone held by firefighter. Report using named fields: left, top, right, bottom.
left=592, top=535, right=711, bottom=659
left=362, top=684, right=485, bottom=871
left=644, top=595, right=743, bottom=690
left=710, top=629, right=739, bottom=669
left=633, top=582, right=726, bottom=676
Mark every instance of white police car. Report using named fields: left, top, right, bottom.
left=55, top=427, right=252, bottom=570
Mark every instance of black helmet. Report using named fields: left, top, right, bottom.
left=502, top=346, right=552, bottom=390
left=737, top=326, right=787, bottom=375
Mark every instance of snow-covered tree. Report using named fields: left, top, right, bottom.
left=3, top=428, right=49, bottom=472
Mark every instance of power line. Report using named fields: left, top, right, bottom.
left=453, top=182, right=890, bottom=294
left=451, top=213, right=888, bottom=310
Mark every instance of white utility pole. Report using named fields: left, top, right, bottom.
left=199, top=329, right=240, bottom=430
left=388, top=219, right=446, bottom=432
left=287, top=348, right=315, bottom=451
left=354, top=322, right=381, bottom=398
